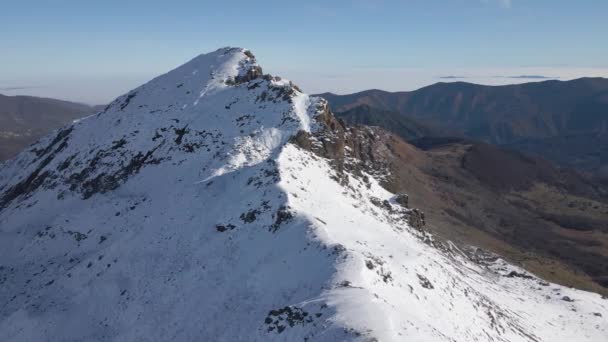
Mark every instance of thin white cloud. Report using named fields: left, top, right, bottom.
left=500, top=0, right=512, bottom=8
left=501, top=75, right=557, bottom=79
left=482, top=0, right=512, bottom=8
left=276, top=66, right=608, bottom=95
left=0, top=85, right=45, bottom=91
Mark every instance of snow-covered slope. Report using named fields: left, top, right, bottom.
left=0, top=47, right=606, bottom=342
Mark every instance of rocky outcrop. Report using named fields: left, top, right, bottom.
left=293, top=100, right=428, bottom=233
left=408, top=208, right=426, bottom=231
left=394, top=194, right=409, bottom=208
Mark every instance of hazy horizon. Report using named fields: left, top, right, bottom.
left=2, top=0, right=608, bottom=104
left=3, top=70, right=608, bottom=106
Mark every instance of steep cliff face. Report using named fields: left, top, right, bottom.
left=0, top=48, right=606, bottom=342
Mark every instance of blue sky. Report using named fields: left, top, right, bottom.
left=1, top=0, right=607, bottom=104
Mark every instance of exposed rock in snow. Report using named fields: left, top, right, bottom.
left=0, top=47, right=606, bottom=341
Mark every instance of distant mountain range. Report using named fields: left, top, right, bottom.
left=319, top=77, right=608, bottom=175
left=0, top=94, right=99, bottom=161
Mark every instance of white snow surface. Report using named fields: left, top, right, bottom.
left=0, top=47, right=606, bottom=342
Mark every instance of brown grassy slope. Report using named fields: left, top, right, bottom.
left=359, top=129, right=608, bottom=295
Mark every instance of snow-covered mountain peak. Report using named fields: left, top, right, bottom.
left=0, top=47, right=324, bottom=202
left=101, top=46, right=303, bottom=121
left=104, top=47, right=262, bottom=112
left=1, top=48, right=606, bottom=342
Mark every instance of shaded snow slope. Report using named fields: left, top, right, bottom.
left=0, top=47, right=606, bottom=342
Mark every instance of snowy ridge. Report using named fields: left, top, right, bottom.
left=0, top=47, right=606, bottom=341
left=278, top=145, right=606, bottom=341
